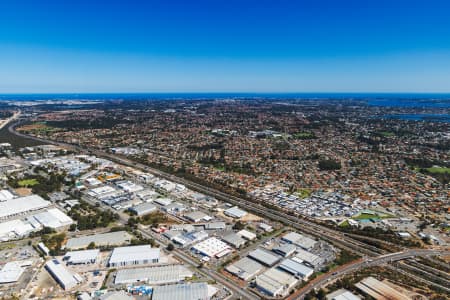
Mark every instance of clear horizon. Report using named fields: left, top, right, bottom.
left=1, top=0, right=450, bottom=93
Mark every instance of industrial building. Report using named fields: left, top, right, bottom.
left=278, top=259, right=314, bottom=279
left=0, top=261, right=27, bottom=283
left=129, top=202, right=157, bottom=216
left=237, top=229, right=256, bottom=241
left=221, top=232, right=246, bottom=248
left=326, top=289, right=361, bottom=300
left=281, top=232, right=317, bottom=251
left=191, top=237, right=232, bottom=258
left=114, top=264, right=193, bottom=284
left=30, top=208, right=74, bottom=229
left=355, top=277, right=411, bottom=300
left=0, top=194, right=51, bottom=219
left=204, top=222, right=226, bottom=230
left=272, top=243, right=297, bottom=257
left=255, top=268, right=298, bottom=297
left=64, top=249, right=100, bottom=265
left=65, top=231, right=133, bottom=250
left=248, top=248, right=281, bottom=266
left=225, top=257, right=264, bottom=281
left=292, top=249, right=324, bottom=269
left=224, top=206, right=248, bottom=219
left=0, top=219, right=34, bottom=241
left=152, top=282, right=214, bottom=300
left=45, top=259, right=82, bottom=290
left=154, top=197, right=173, bottom=206
left=108, top=245, right=160, bottom=267
left=184, top=211, right=209, bottom=223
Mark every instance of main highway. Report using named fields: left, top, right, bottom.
left=8, top=119, right=450, bottom=299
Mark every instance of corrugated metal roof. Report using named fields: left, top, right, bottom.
left=115, top=264, right=192, bottom=284
left=152, top=282, right=209, bottom=300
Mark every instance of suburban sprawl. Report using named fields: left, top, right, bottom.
left=0, top=96, right=448, bottom=300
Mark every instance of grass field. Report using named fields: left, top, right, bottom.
left=18, top=178, right=40, bottom=187
left=352, top=211, right=395, bottom=220
left=426, top=166, right=450, bottom=174
left=293, top=132, right=315, bottom=139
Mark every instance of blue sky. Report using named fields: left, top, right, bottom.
left=0, top=0, right=450, bottom=93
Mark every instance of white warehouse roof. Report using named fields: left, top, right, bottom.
left=64, top=249, right=100, bottom=264
left=224, top=206, right=247, bottom=219
left=115, top=264, right=193, bottom=284
left=45, top=259, right=82, bottom=290
left=0, top=261, right=26, bottom=283
left=109, top=245, right=160, bottom=266
left=31, top=208, right=74, bottom=229
left=152, top=282, right=209, bottom=300
left=0, top=195, right=51, bottom=219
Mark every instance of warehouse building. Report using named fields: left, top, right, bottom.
left=114, top=264, right=193, bottom=284
left=248, top=248, right=281, bottom=266
left=154, top=197, right=173, bottom=206
left=108, top=245, right=160, bottom=267
left=281, top=232, right=317, bottom=251
left=292, top=249, right=324, bottom=269
left=221, top=232, right=246, bottom=249
left=45, top=259, right=82, bottom=290
left=355, top=276, right=411, bottom=300
left=204, top=222, right=226, bottom=230
left=0, top=219, right=34, bottom=241
left=326, top=289, right=361, bottom=300
left=65, top=231, right=133, bottom=250
left=273, top=243, right=297, bottom=257
left=255, top=268, right=298, bottom=297
left=129, top=202, right=157, bottom=216
left=0, top=194, right=51, bottom=219
left=225, top=257, right=264, bottom=281
left=278, top=259, right=314, bottom=280
left=64, top=249, right=100, bottom=265
left=224, top=206, right=247, bottom=219
left=191, top=237, right=232, bottom=258
left=30, top=208, right=74, bottom=229
left=184, top=211, right=209, bottom=223
left=152, top=282, right=214, bottom=300
left=237, top=229, right=256, bottom=241
left=0, top=261, right=27, bottom=283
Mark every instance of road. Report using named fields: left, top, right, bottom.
left=8, top=121, right=450, bottom=298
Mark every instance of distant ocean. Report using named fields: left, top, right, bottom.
left=0, top=93, right=450, bottom=108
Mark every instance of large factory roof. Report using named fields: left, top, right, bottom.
left=0, top=195, right=50, bottom=219
left=114, top=264, right=193, bottom=284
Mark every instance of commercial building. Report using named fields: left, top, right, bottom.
left=65, top=231, right=133, bottom=250
left=278, top=259, right=314, bottom=279
left=248, top=248, right=281, bottom=266
left=114, top=264, right=193, bottom=284
left=0, top=261, right=27, bottom=283
left=204, top=222, right=226, bottom=230
left=326, top=289, right=361, bottom=300
left=225, top=257, right=264, bottom=281
left=64, top=249, right=100, bottom=265
left=281, top=232, right=317, bottom=251
left=0, top=194, right=51, bottom=219
left=129, top=202, right=157, bottom=216
left=99, top=291, right=134, bottom=300
left=255, top=268, right=298, bottom=297
left=355, top=277, right=411, bottom=300
left=224, top=206, right=247, bottom=219
left=152, top=282, right=212, bottom=300
left=45, top=259, right=82, bottom=290
left=191, top=237, right=232, bottom=258
left=108, top=245, right=160, bottom=267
